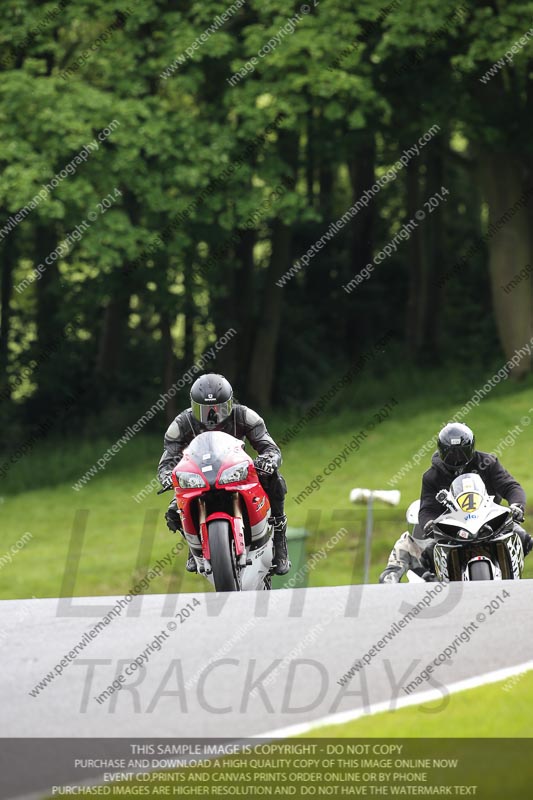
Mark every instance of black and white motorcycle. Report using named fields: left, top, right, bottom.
left=429, top=473, right=524, bottom=581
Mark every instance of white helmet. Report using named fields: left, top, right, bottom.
left=406, top=499, right=420, bottom=528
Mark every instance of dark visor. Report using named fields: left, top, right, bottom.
left=191, top=398, right=233, bottom=428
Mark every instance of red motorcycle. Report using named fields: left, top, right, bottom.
left=171, top=431, right=274, bottom=591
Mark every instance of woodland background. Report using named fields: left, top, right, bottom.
left=1, top=0, right=533, bottom=450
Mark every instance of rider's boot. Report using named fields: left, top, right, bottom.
left=271, top=514, right=291, bottom=575
left=166, top=503, right=197, bottom=573
left=420, top=541, right=437, bottom=580
left=186, top=549, right=198, bottom=573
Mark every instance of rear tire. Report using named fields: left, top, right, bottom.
left=208, top=520, right=241, bottom=592
left=469, top=560, right=492, bottom=581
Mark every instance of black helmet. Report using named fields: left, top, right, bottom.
left=437, top=423, right=475, bottom=467
left=190, top=374, right=233, bottom=430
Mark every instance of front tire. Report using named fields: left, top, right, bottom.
left=208, top=520, right=241, bottom=592
left=468, top=560, right=492, bottom=581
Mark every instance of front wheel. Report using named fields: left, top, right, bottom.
left=468, top=560, right=492, bottom=581
left=208, top=520, right=241, bottom=592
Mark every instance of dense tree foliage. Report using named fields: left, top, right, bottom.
left=1, top=0, right=532, bottom=444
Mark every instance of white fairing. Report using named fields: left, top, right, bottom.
left=432, top=475, right=523, bottom=581
left=250, top=515, right=270, bottom=542
left=406, top=569, right=425, bottom=583
left=406, top=499, right=420, bottom=525
left=435, top=532, right=523, bottom=582
left=241, top=537, right=275, bottom=591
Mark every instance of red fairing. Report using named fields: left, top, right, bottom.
left=205, top=512, right=245, bottom=556
left=224, top=464, right=271, bottom=528
left=171, top=460, right=208, bottom=538
left=171, top=430, right=271, bottom=558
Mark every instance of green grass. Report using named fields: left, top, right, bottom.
left=299, top=670, right=533, bottom=737
left=1, top=375, right=533, bottom=599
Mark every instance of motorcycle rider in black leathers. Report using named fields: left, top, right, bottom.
left=379, top=422, right=532, bottom=582
left=157, top=373, right=291, bottom=575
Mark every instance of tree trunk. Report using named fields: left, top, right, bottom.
left=0, top=236, right=15, bottom=397
left=305, top=108, right=315, bottom=206
left=94, top=193, right=140, bottom=387
left=183, top=255, right=195, bottom=368
left=348, top=136, right=375, bottom=276
left=347, top=134, right=375, bottom=352
left=160, top=311, right=177, bottom=423
left=247, top=220, right=291, bottom=410
left=480, top=154, right=532, bottom=376
left=36, top=226, right=62, bottom=356
left=34, top=225, right=66, bottom=417
left=232, top=228, right=256, bottom=374
left=95, top=272, right=132, bottom=385
left=419, top=139, right=445, bottom=359
left=319, top=164, right=334, bottom=222
left=204, top=228, right=255, bottom=386
left=404, top=158, right=425, bottom=356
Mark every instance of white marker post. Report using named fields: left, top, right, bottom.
left=350, top=488, right=401, bottom=583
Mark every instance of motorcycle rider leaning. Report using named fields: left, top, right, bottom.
left=379, top=422, right=533, bottom=583
left=157, top=373, right=291, bottom=576
left=379, top=500, right=433, bottom=583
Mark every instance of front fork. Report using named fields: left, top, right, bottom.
left=198, top=493, right=248, bottom=574
left=198, top=497, right=210, bottom=574
left=232, top=492, right=248, bottom=568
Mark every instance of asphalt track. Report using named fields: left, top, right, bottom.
left=1, top=581, right=532, bottom=797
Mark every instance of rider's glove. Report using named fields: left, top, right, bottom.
left=510, top=503, right=525, bottom=523
left=423, top=519, right=436, bottom=538
left=162, top=474, right=173, bottom=489
left=254, top=454, right=276, bottom=475
left=165, top=506, right=182, bottom=533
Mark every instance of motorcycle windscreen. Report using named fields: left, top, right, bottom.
left=183, top=430, right=245, bottom=486
left=450, top=472, right=487, bottom=513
